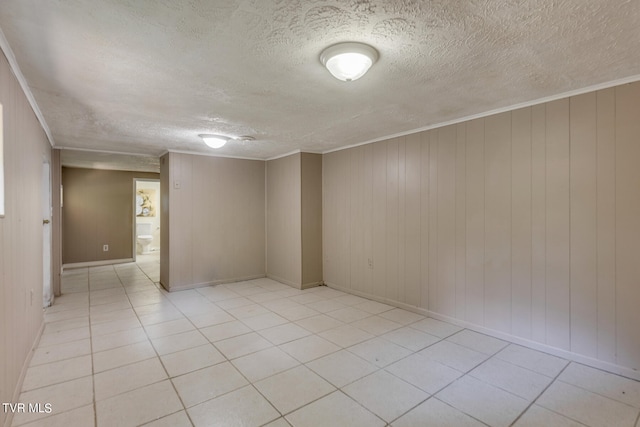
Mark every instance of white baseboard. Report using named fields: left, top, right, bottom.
left=63, top=258, right=134, bottom=269
left=325, top=281, right=640, bottom=382
left=160, top=274, right=266, bottom=292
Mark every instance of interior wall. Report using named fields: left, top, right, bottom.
left=323, top=81, right=640, bottom=375
left=266, top=153, right=302, bottom=286
left=61, top=167, right=159, bottom=264
left=162, top=152, right=265, bottom=291
left=0, top=51, right=51, bottom=427
left=300, top=153, right=323, bottom=286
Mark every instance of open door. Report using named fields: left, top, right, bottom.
left=42, top=161, right=52, bottom=307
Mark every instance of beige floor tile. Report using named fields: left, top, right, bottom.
left=90, top=317, right=141, bottom=336
left=351, top=316, right=402, bottom=336
left=278, top=305, right=320, bottom=321
left=161, top=344, right=225, bottom=377
left=307, top=287, right=346, bottom=299
left=391, top=397, right=486, bottom=427
left=295, top=314, right=343, bottom=333
left=22, top=355, right=92, bottom=391
left=247, top=291, right=284, bottom=303
left=30, top=339, right=91, bottom=366
left=151, top=330, right=208, bottom=355
left=91, top=327, right=148, bottom=352
left=44, top=307, right=89, bottom=323
left=187, top=385, right=279, bottom=427
left=258, top=322, right=311, bottom=345
left=306, top=349, right=378, bottom=388
left=38, top=327, right=90, bottom=347
left=42, top=317, right=89, bottom=335
left=419, top=340, right=488, bottom=372
left=410, top=318, right=462, bottom=338
left=469, top=357, right=553, bottom=401
left=94, top=357, right=167, bottom=401
left=495, top=344, right=568, bottom=377
left=90, top=308, right=138, bottom=325
left=326, top=307, right=372, bottom=323
left=319, top=324, right=374, bottom=347
left=216, top=296, right=255, bottom=309
left=12, top=404, right=95, bottom=427
left=446, top=330, right=509, bottom=355
left=305, top=299, right=348, bottom=313
left=558, top=362, right=640, bottom=408
left=343, top=370, right=429, bottom=422
left=289, top=293, right=326, bottom=305
left=144, top=318, right=195, bottom=339
left=187, top=310, right=235, bottom=328
left=286, top=391, right=385, bottom=427
left=226, top=303, right=271, bottom=319
left=537, top=381, right=639, bottom=427
left=386, top=353, right=462, bottom=394
left=93, top=341, right=157, bottom=373
left=214, top=331, right=273, bottom=359
left=379, top=308, right=425, bottom=325
left=89, top=300, right=132, bottom=314
left=232, top=346, right=300, bottom=382
left=197, top=286, right=241, bottom=302
left=280, top=335, right=340, bottom=363
left=172, top=362, right=248, bottom=407
left=352, top=300, right=395, bottom=315
left=381, top=327, right=441, bottom=352
left=513, top=405, right=586, bottom=427
left=140, top=411, right=192, bottom=427
left=242, top=312, right=289, bottom=331
left=263, top=418, right=292, bottom=427
left=348, top=338, right=412, bottom=368
left=437, top=376, right=530, bottom=427
left=12, top=377, right=93, bottom=426
left=255, top=365, right=336, bottom=414
left=96, top=380, right=183, bottom=427
left=200, top=320, right=251, bottom=342
left=332, top=295, right=371, bottom=306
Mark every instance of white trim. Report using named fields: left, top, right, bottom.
left=0, top=27, right=54, bottom=147
left=322, top=73, right=640, bottom=155
left=57, top=146, right=159, bottom=157
left=63, top=258, right=134, bottom=269
left=165, top=149, right=264, bottom=161
left=325, top=280, right=640, bottom=382
left=265, top=149, right=324, bottom=161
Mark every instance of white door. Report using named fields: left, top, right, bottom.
left=42, top=162, right=52, bottom=307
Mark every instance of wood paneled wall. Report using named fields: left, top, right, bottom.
left=0, top=51, right=51, bottom=427
left=61, top=167, right=159, bottom=264
left=323, top=82, right=640, bottom=373
left=161, top=152, right=265, bottom=291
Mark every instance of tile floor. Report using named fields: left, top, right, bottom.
left=12, top=255, right=640, bottom=427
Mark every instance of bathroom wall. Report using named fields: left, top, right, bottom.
left=62, top=167, right=159, bottom=264
left=135, top=179, right=161, bottom=253
left=323, top=81, right=640, bottom=378
left=0, top=50, right=51, bottom=427
left=161, top=152, right=265, bottom=291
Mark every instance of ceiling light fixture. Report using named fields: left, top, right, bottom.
left=199, top=134, right=230, bottom=149
left=320, top=42, right=379, bottom=82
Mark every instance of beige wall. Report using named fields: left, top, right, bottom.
left=266, top=153, right=302, bottom=286
left=0, top=51, right=51, bottom=427
left=301, top=153, right=322, bottom=286
left=161, top=152, right=265, bottom=291
left=323, top=82, right=640, bottom=376
left=266, top=153, right=323, bottom=289
left=61, top=167, right=159, bottom=264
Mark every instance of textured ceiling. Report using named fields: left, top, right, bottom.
left=1, top=0, right=639, bottom=167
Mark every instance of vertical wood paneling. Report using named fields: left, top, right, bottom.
left=372, top=142, right=387, bottom=297
left=545, top=99, right=571, bottom=350
left=595, top=88, right=616, bottom=363
left=511, top=107, right=533, bottom=338
left=465, top=119, right=485, bottom=324
left=405, top=133, right=421, bottom=305
left=428, top=131, right=439, bottom=312
left=570, top=92, right=598, bottom=358
left=455, top=123, right=467, bottom=319
left=386, top=139, right=399, bottom=301
left=322, top=153, right=337, bottom=286
left=437, top=126, right=457, bottom=317
left=362, top=144, right=374, bottom=296
left=531, top=104, right=547, bottom=343
left=615, top=82, right=640, bottom=368
left=350, top=147, right=365, bottom=292
left=398, top=138, right=406, bottom=303
left=484, top=112, right=512, bottom=332
left=420, top=132, right=430, bottom=309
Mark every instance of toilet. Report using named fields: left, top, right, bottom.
left=136, top=223, right=153, bottom=254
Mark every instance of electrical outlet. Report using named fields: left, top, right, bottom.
left=103, top=244, right=109, bottom=251
left=174, top=180, right=181, bottom=189
left=368, top=258, right=373, bottom=269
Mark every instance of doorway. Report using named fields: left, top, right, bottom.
left=42, top=161, right=52, bottom=307
left=133, top=179, right=160, bottom=261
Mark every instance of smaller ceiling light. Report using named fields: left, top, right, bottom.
left=199, top=134, right=230, bottom=149
left=320, top=42, right=378, bottom=82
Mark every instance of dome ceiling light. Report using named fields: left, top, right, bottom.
left=199, top=134, right=230, bottom=149
left=320, top=42, right=379, bottom=82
